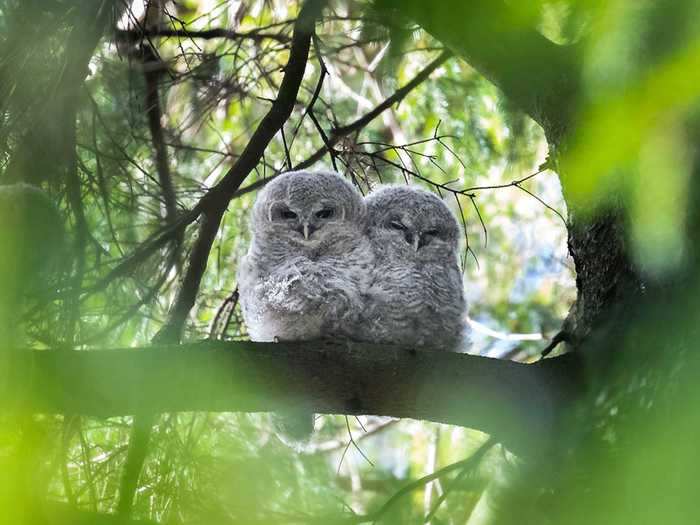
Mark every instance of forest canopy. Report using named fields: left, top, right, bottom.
left=2, top=1, right=700, bottom=524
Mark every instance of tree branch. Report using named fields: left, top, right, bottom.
left=300, top=49, right=453, bottom=169
left=346, top=436, right=496, bottom=524
left=4, top=1, right=120, bottom=184
left=116, top=415, right=154, bottom=516
left=142, top=45, right=179, bottom=231
left=115, top=26, right=291, bottom=44
left=154, top=207, right=224, bottom=342
left=15, top=342, right=582, bottom=457
left=155, top=0, right=325, bottom=342
left=233, top=49, right=451, bottom=197
left=204, top=0, right=325, bottom=206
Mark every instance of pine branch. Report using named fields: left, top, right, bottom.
left=115, top=26, right=292, bottom=44
left=234, top=49, right=452, bottom=197
left=14, top=341, right=582, bottom=457
left=155, top=0, right=326, bottom=342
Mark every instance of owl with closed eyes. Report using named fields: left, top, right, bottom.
left=238, top=170, right=372, bottom=343
left=360, top=185, right=468, bottom=350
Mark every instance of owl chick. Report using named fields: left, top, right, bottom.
left=361, top=185, right=468, bottom=350
left=238, top=170, right=372, bottom=440
left=238, top=170, right=372, bottom=343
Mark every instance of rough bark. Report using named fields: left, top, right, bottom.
left=563, top=210, right=643, bottom=346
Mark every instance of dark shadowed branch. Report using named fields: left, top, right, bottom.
left=328, top=51, right=451, bottom=144
left=233, top=49, right=452, bottom=197
left=14, top=342, right=582, bottom=457
left=142, top=45, right=179, bottom=232
left=203, top=0, right=325, bottom=205
left=113, top=1, right=326, bottom=515
left=116, top=414, right=154, bottom=516
left=115, top=26, right=292, bottom=44
left=155, top=0, right=325, bottom=342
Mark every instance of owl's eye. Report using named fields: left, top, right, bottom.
left=389, top=221, right=406, bottom=231
left=424, top=229, right=440, bottom=237
left=280, top=209, right=297, bottom=220
left=315, top=208, right=335, bottom=219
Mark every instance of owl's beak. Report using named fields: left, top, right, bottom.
left=296, top=222, right=317, bottom=240
left=404, top=231, right=419, bottom=251
left=417, top=233, right=433, bottom=250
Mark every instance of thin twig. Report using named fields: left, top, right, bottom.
left=232, top=51, right=451, bottom=196
left=337, top=416, right=374, bottom=474
left=342, top=437, right=497, bottom=524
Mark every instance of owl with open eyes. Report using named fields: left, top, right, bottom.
left=238, top=170, right=372, bottom=343
left=360, top=185, right=468, bottom=350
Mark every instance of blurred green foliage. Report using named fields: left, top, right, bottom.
left=4, top=0, right=700, bottom=524
left=0, top=0, right=571, bottom=523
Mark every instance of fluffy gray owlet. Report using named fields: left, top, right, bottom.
left=238, top=170, right=372, bottom=439
left=362, top=185, right=468, bottom=350
left=238, top=170, right=372, bottom=342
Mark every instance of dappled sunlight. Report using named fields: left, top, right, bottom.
left=3, top=0, right=700, bottom=524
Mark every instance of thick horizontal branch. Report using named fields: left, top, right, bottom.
left=385, top=0, right=580, bottom=142
left=12, top=342, right=582, bottom=456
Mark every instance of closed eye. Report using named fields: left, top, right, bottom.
left=315, top=208, right=335, bottom=219
left=390, top=221, right=406, bottom=231
left=280, top=209, right=297, bottom=219
left=424, top=229, right=440, bottom=236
